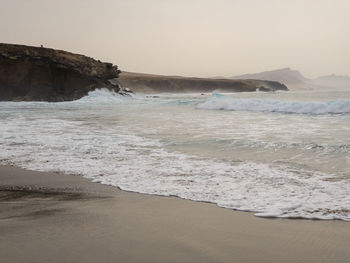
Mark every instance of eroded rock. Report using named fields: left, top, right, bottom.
left=0, top=43, right=122, bottom=101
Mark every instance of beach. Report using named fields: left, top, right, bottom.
left=1, top=165, right=350, bottom=263
left=1, top=1, right=350, bottom=262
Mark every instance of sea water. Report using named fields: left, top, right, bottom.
left=1, top=88, right=350, bottom=221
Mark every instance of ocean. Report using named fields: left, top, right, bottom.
left=1, top=88, right=350, bottom=221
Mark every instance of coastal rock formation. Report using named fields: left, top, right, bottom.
left=245, top=79, right=289, bottom=91
left=117, top=72, right=288, bottom=93
left=0, top=43, right=122, bottom=101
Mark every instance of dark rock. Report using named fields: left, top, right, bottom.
left=119, top=87, right=134, bottom=96
left=0, top=43, right=122, bottom=102
left=246, top=79, right=288, bottom=92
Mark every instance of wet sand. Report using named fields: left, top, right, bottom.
left=1, top=165, right=350, bottom=263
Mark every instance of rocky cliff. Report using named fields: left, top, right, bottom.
left=117, top=72, right=288, bottom=93
left=0, top=43, right=121, bottom=101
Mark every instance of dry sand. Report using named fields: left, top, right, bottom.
left=1, top=165, right=350, bottom=263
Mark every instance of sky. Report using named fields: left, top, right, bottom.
left=1, top=0, right=349, bottom=78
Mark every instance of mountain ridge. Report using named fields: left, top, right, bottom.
left=231, top=68, right=350, bottom=89
left=231, top=67, right=308, bottom=86
left=117, top=71, right=288, bottom=93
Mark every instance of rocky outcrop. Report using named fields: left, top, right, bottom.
left=0, top=43, right=122, bottom=101
left=117, top=72, right=288, bottom=93
left=245, top=79, right=289, bottom=91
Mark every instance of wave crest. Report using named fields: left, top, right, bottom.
left=76, top=88, right=133, bottom=103
left=197, top=94, right=350, bottom=114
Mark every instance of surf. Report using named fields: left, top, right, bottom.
left=197, top=94, right=350, bottom=115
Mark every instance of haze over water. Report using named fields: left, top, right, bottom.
left=1, top=88, right=350, bottom=220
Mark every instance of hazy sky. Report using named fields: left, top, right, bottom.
left=1, top=0, right=349, bottom=78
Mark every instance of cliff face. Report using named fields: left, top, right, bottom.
left=0, top=44, right=121, bottom=101
left=117, top=72, right=288, bottom=93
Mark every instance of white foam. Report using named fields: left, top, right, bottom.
left=0, top=113, right=350, bottom=221
left=75, top=88, right=133, bottom=103
left=197, top=94, right=350, bottom=114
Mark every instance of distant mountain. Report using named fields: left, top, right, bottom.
left=231, top=67, right=308, bottom=86
left=312, top=74, right=350, bottom=88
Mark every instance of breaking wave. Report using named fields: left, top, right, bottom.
left=197, top=94, right=350, bottom=115
left=76, top=88, right=134, bottom=103
left=1, top=89, right=350, bottom=221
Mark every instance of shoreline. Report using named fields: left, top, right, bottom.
left=1, top=165, right=350, bottom=263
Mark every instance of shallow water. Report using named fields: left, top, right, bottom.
left=1, top=88, right=350, bottom=220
